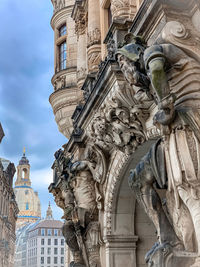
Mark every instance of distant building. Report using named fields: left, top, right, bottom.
left=0, top=126, right=19, bottom=267
left=27, top=204, right=65, bottom=267
left=14, top=222, right=39, bottom=267
left=14, top=150, right=41, bottom=228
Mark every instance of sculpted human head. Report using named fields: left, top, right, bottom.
left=116, top=34, right=146, bottom=86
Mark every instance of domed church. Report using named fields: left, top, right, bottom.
left=14, top=149, right=41, bottom=229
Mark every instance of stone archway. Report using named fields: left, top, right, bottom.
left=103, top=140, right=157, bottom=267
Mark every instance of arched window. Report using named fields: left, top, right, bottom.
left=22, top=168, right=28, bottom=179
left=59, top=24, right=66, bottom=37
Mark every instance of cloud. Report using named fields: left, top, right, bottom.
left=0, top=0, right=67, bottom=219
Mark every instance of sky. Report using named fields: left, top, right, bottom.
left=0, top=0, right=67, bottom=220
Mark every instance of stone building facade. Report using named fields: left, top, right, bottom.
left=0, top=128, right=19, bottom=267
left=26, top=204, right=65, bottom=267
left=49, top=0, right=200, bottom=266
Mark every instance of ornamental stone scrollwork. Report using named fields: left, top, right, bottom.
left=88, top=51, right=101, bottom=74
left=118, top=32, right=200, bottom=266
left=111, top=0, right=130, bottom=19
left=49, top=148, right=105, bottom=267
left=53, top=75, right=65, bottom=91
left=160, top=21, right=200, bottom=63
left=87, top=28, right=101, bottom=48
left=75, top=13, right=88, bottom=37
left=87, top=113, right=114, bottom=153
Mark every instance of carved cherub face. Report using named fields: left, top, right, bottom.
left=117, top=55, right=137, bottom=86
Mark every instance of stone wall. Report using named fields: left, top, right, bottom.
left=49, top=0, right=200, bottom=266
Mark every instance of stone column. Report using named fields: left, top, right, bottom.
left=75, top=13, right=87, bottom=89
left=87, top=0, right=101, bottom=74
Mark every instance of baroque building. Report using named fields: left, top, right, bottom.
left=15, top=204, right=65, bottom=267
left=0, top=126, right=19, bottom=267
left=49, top=0, right=200, bottom=266
left=14, top=150, right=41, bottom=229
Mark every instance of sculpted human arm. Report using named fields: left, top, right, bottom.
left=144, top=45, right=175, bottom=125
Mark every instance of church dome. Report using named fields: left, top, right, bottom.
left=14, top=150, right=41, bottom=228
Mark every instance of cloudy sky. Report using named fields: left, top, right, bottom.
left=0, top=0, right=67, bottom=219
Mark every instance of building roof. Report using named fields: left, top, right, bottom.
left=19, top=152, right=29, bottom=165
left=30, top=219, right=63, bottom=230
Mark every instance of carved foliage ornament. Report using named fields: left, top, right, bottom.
left=87, top=83, right=147, bottom=154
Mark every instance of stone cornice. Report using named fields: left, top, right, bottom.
left=51, top=5, right=74, bottom=29
left=130, top=0, right=199, bottom=37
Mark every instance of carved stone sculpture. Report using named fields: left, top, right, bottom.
left=117, top=32, right=200, bottom=266
left=50, top=150, right=102, bottom=267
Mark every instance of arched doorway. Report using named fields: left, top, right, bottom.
left=103, top=140, right=157, bottom=267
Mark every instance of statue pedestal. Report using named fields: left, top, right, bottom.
left=147, top=244, right=199, bottom=267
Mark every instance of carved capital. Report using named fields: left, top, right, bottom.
left=111, top=0, right=130, bottom=19
left=87, top=28, right=101, bottom=48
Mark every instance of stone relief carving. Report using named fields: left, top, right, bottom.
left=118, top=29, right=200, bottom=266
left=53, top=75, right=65, bottom=91
left=87, top=28, right=101, bottom=48
left=88, top=51, right=101, bottom=73
left=77, top=67, right=87, bottom=82
left=87, top=80, right=150, bottom=154
left=75, top=13, right=88, bottom=37
left=51, top=0, right=65, bottom=13
left=50, top=148, right=105, bottom=267
left=111, top=0, right=129, bottom=18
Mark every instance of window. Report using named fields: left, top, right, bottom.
left=48, top=229, right=52, bottom=236
left=54, top=239, right=58, bottom=246
left=61, top=257, right=64, bottom=264
left=41, top=239, right=44, bottom=245
left=41, top=229, right=45, bottom=236
left=61, top=248, right=64, bottom=255
left=26, top=202, right=29, bottom=210
left=59, top=42, right=67, bottom=70
left=54, top=248, right=58, bottom=254
left=41, top=257, right=44, bottom=264
left=48, top=239, right=51, bottom=245
left=54, top=229, right=58, bottom=236
left=59, top=24, right=66, bottom=37
left=54, top=257, right=57, bottom=264
left=41, top=247, right=44, bottom=255
left=61, top=239, right=64, bottom=246
left=47, top=257, right=51, bottom=264
left=48, top=247, right=51, bottom=255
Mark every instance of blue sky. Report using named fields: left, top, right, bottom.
left=0, top=0, right=67, bottom=220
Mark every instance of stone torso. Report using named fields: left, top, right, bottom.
left=70, top=170, right=96, bottom=211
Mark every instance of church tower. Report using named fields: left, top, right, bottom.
left=14, top=149, right=41, bottom=228
left=15, top=148, right=31, bottom=188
